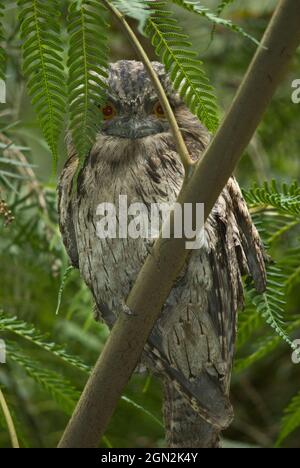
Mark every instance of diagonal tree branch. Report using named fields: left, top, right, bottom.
left=58, top=0, right=300, bottom=448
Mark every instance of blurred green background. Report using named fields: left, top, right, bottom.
left=0, top=0, right=300, bottom=448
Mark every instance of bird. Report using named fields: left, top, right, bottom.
left=58, top=60, right=266, bottom=448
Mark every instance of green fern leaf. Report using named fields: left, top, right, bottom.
left=216, top=0, right=236, bottom=16
left=17, top=0, right=67, bottom=169
left=8, top=345, right=79, bottom=415
left=0, top=1, right=6, bottom=81
left=145, top=1, right=219, bottom=132
left=67, top=0, right=109, bottom=161
left=56, top=265, right=75, bottom=316
left=0, top=312, right=90, bottom=373
left=170, top=0, right=260, bottom=47
left=234, top=318, right=300, bottom=374
left=111, top=0, right=150, bottom=31
left=247, top=264, right=294, bottom=348
left=243, top=180, right=300, bottom=220
left=1, top=314, right=163, bottom=425
left=276, top=391, right=300, bottom=447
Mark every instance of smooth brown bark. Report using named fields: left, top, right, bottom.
left=58, top=0, right=300, bottom=448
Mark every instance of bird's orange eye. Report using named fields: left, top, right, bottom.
left=100, top=103, right=117, bottom=120
left=153, top=101, right=165, bottom=118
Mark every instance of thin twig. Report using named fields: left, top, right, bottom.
left=0, top=387, right=20, bottom=448
left=0, top=132, right=48, bottom=215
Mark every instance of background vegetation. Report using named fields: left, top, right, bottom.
left=0, top=0, right=300, bottom=448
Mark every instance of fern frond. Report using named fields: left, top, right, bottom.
left=246, top=264, right=294, bottom=348
left=0, top=1, right=6, bottom=81
left=111, top=0, right=150, bottom=31
left=17, top=0, right=67, bottom=169
left=67, top=0, right=109, bottom=161
left=8, top=345, right=79, bottom=415
left=0, top=312, right=90, bottom=373
left=243, top=180, right=300, bottom=219
left=170, top=0, right=260, bottom=46
left=234, top=318, right=300, bottom=374
left=276, top=391, right=300, bottom=447
left=145, top=1, right=219, bottom=132
left=216, top=0, right=235, bottom=16
left=55, top=265, right=75, bottom=315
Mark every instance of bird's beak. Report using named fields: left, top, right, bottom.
left=127, top=119, right=156, bottom=139
left=103, top=117, right=164, bottom=140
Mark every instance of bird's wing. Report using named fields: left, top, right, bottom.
left=145, top=177, right=266, bottom=429
left=57, top=153, right=79, bottom=268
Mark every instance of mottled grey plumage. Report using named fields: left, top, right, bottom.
left=58, top=61, right=266, bottom=448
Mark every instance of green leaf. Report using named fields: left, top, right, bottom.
left=170, top=0, right=260, bottom=47
left=216, top=0, right=236, bottom=16
left=7, top=344, right=80, bottom=415
left=234, top=318, right=300, bottom=374
left=56, top=265, right=75, bottom=316
left=111, top=0, right=150, bottom=32
left=246, top=264, right=295, bottom=349
left=145, top=1, right=219, bottom=132
left=17, top=0, right=67, bottom=170
left=276, top=391, right=300, bottom=447
left=243, top=180, right=300, bottom=220
left=0, top=312, right=90, bottom=373
left=67, top=0, right=109, bottom=161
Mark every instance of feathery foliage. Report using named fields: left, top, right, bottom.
left=111, top=0, right=150, bottom=31
left=246, top=264, right=295, bottom=348
left=0, top=312, right=90, bottom=373
left=8, top=344, right=80, bottom=415
left=0, top=141, right=33, bottom=183
left=0, top=312, right=162, bottom=438
left=56, top=266, right=75, bottom=316
left=17, top=0, right=66, bottom=169
left=234, top=318, right=300, bottom=374
left=243, top=180, right=300, bottom=219
left=238, top=181, right=300, bottom=353
left=67, top=0, right=109, bottom=161
left=237, top=181, right=300, bottom=351
left=276, top=391, right=300, bottom=447
left=170, top=0, right=260, bottom=46
left=0, top=1, right=5, bottom=81
left=216, top=0, right=236, bottom=16
left=145, top=1, right=219, bottom=132
left=234, top=180, right=300, bottom=445
left=1, top=0, right=300, bottom=449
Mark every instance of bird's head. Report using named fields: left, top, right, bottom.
left=87, top=60, right=209, bottom=164
left=98, top=60, right=179, bottom=140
